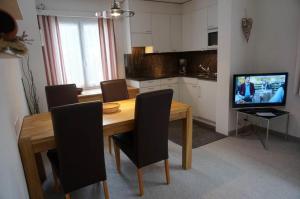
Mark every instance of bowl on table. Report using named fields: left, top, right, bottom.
left=103, top=103, right=120, bottom=114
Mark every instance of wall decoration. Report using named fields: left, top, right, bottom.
left=241, top=17, right=253, bottom=43
left=0, top=10, right=31, bottom=56
left=21, top=56, right=40, bottom=115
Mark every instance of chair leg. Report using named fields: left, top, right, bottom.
left=102, top=181, right=110, bottom=199
left=50, top=165, right=60, bottom=192
left=108, top=136, right=112, bottom=154
left=113, top=141, right=121, bottom=173
left=164, top=159, right=170, bottom=184
left=65, top=193, right=71, bottom=199
left=137, top=168, right=144, bottom=196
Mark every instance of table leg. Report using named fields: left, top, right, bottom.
left=19, top=138, right=44, bottom=199
left=236, top=112, right=239, bottom=136
left=286, top=114, right=290, bottom=140
left=182, top=106, right=192, bottom=170
left=265, top=119, right=270, bottom=149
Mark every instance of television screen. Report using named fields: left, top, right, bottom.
left=232, top=73, right=288, bottom=108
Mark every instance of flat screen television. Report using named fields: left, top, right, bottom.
left=232, top=73, right=288, bottom=108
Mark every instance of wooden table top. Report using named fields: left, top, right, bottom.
left=20, top=99, right=190, bottom=152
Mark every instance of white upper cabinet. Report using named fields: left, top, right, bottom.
left=152, top=14, right=171, bottom=53
left=182, top=13, right=193, bottom=51
left=182, top=0, right=217, bottom=52
left=131, top=33, right=153, bottom=47
left=183, top=8, right=208, bottom=51
left=129, top=0, right=217, bottom=52
left=170, top=15, right=182, bottom=52
left=129, top=0, right=182, bottom=51
left=130, top=12, right=152, bottom=33
left=207, top=3, right=218, bottom=29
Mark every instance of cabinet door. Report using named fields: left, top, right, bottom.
left=170, top=15, right=182, bottom=52
left=131, top=33, right=152, bottom=47
left=161, top=84, right=179, bottom=101
left=180, top=83, right=200, bottom=116
left=191, top=8, right=208, bottom=51
left=152, top=14, right=171, bottom=53
left=130, top=13, right=152, bottom=33
left=140, top=85, right=161, bottom=93
left=207, top=3, right=218, bottom=29
left=182, top=13, right=193, bottom=51
left=197, top=80, right=216, bottom=122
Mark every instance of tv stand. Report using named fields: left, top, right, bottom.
left=235, top=107, right=289, bottom=149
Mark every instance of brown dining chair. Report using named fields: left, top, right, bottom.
left=100, top=79, right=129, bottom=154
left=47, top=102, right=109, bottom=199
left=45, top=84, right=79, bottom=111
left=45, top=84, right=80, bottom=191
left=112, top=89, right=173, bottom=196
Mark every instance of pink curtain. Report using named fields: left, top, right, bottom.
left=37, top=15, right=67, bottom=85
left=98, top=18, right=118, bottom=80
left=294, top=25, right=300, bottom=95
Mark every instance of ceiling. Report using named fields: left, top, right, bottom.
left=143, top=0, right=191, bottom=4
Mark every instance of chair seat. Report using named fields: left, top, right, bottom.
left=47, top=149, right=60, bottom=176
left=112, top=132, right=137, bottom=166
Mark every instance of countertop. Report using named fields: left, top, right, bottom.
left=126, top=74, right=217, bottom=82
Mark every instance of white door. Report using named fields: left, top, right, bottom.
left=152, top=14, right=171, bottom=53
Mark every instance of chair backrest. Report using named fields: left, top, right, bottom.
left=51, top=102, right=106, bottom=193
left=45, top=84, right=78, bottom=111
left=100, top=79, right=129, bottom=102
left=134, top=89, right=173, bottom=168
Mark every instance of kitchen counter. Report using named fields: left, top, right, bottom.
left=126, top=74, right=217, bottom=82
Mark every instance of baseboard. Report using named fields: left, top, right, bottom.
left=193, top=116, right=216, bottom=127
left=229, top=124, right=300, bottom=143
left=193, top=119, right=216, bottom=131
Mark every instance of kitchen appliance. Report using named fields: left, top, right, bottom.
left=208, top=28, right=218, bottom=48
left=179, top=58, right=187, bottom=75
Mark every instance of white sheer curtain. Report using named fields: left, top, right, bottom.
left=58, top=18, right=103, bottom=88
left=294, top=26, right=300, bottom=95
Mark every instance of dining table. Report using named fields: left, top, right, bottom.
left=18, top=98, right=192, bottom=199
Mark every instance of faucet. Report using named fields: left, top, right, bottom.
left=198, top=64, right=210, bottom=74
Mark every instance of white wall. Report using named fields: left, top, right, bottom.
left=0, top=58, right=29, bottom=199
left=253, top=0, right=300, bottom=137
left=216, top=0, right=256, bottom=134
left=18, top=0, right=48, bottom=112
left=216, top=0, right=300, bottom=137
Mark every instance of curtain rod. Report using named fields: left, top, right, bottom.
left=36, top=9, right=98, bottom=18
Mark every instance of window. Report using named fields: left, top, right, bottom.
left=58, top=18, right=103, bottom=88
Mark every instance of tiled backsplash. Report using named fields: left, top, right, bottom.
left=125, top=47, right=217, bottom=78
